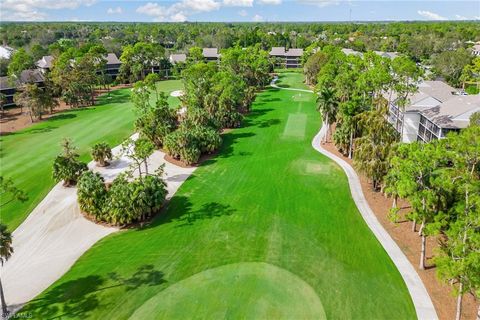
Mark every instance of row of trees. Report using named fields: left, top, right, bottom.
left=2, top=22, right=479, bottom=72
left=386, top=125, right=480, bottom=320
left=307, top=45, right=479, bottom=319
left=131, top=45, right=271, bottom=165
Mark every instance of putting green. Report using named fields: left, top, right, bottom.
left=130, top=262, right=326, bottom=320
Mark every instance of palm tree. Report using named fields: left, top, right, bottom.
left=91, top=142, right=113, bottom=167
left=316, top=87, right=338, bottom=143
left=0, top=223, right=13, bottom=318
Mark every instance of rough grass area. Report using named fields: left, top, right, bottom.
left=0, top=80, right=182, bottom=230
left=21, top=73, right=415, bottom=319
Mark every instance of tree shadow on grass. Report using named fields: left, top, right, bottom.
left=175, top=202, right=237, bottom=227
left=21, top=265, right=166, bottom=319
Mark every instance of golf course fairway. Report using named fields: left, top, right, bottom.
left=21, top=71, right=416, bottom=319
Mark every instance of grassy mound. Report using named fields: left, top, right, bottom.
left=130, top=262, right=326, bottom=320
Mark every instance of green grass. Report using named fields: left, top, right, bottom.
left=0, top=80, right=182, bottom=230
left=21, top=73, right=415, bottom=319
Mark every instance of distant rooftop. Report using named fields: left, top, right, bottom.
left=169, top=53, right=187, bottom=64
left=0, top=45, right=14, bottom=59
left=0, top=69, right=45, bottom=90
left=202, top=48, right=219, bottom=58
left=37, top=55, right=54, bottom=69
left=285, top=48, right=304, bottom=57
left=106, top=53, right=121, bottom=65
left=270, top=47, right=286, bottom=56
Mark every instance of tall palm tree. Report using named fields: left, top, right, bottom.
left=316, top=87, right=338, bottom=143
left=0, top=223, right=13, bottom=318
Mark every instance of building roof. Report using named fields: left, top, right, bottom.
left=374, top=51, right=399, bottom=60
left=388, top=80, right=458, bottom=113
left=202, top=48, right=219, bottom=58
left=37, top=55, right=54, bottom=69
left=471, top=44, right=480, bottom=53
left=269, top=47, right=286, bottom=56
left=0, top=69, right=45, bottom=90
left=106, top=53, right=121, bottom=65
left=169, top=53, right=187, bottom=64
left=0, top=45, right=14, bottom=59
left=341, top=48, right=363, bottom=57
left=421, top=95, right=480, bottom=129
left=285, top=48, right=304, bottom=57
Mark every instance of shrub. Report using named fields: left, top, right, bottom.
left=52, top=139, right=87, bottom=187
left=52, top=155, right=87, bottom=187
left=104, top=173, right=167, bottom=225
left=135, top=97, right=178, bottom=148
left=91, top=142, right=112, bottom=167
left=77, top=171, right=108, bottom=219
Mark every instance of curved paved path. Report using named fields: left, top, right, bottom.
left=2, top=135, right=197, bottom=314
left=270, top=78, right=438, bottom=319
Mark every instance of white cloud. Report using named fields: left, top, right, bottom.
left=223, top=0, right=253, bottom=6
left=171, top=12, right=188, bottom=22
left=417, top=10, right=446, bottom=21
left=298, top=0, right=339, bottom=7
left=1, top=0, right=96, bottom=21
left=258, top=0, right=282, bottom=5
left=475, top=16, right=480, bottom=20
left=252, top=14, right=264, bottom=21
left=107, top=7, right=123, bottom=14
left=238, top=9, right=248, bottom=16
left=454, top=14, right=467, bottom=20
left=137, top=0, right=232, bottom=21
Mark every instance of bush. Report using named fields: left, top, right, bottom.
left=91, top=142, right=112, bottom=167
left=52, top=155, right=87, bottom=187
left=104, top=173, right=167, bottom=225
left=164, top=124, right=222, bottom=165
left=77, top=171, right=108, bottom=219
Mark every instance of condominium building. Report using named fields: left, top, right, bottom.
left=269, top=47, right=304, bottom=68
left=386, top=81, right=480, bottom=143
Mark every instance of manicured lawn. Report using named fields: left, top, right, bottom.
left=22, top=72, right=415, bottom=319
left=0, top=80, right=182, bottom=230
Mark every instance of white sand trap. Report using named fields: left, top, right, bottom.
left=282, top=113, right=307, bottom=138
left=170, top=90, right=184, bottom=97
left=2, top=134, right=197, bottom=313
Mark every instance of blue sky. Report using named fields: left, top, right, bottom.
left=1, top=0, right=479, bottom=22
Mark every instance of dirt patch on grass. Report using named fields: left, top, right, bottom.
left=322, top=139, right=477, bottom=320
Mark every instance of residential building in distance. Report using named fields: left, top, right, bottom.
left=471, top=43, right=480, bottom=56
left=202, top=48, right=220, bottom=61
left=0, top=45, right=14, bottom=59
left=36, top=53, right=122, bottom=79
left=169, top=53, right=187, bottom=65
left=269, top=47, right=304, bottom=68
left=36, top=55, right=54, bottom=71
left=0, top=69, right=45, bottom=108
left=386, top=80, right=480, bottom=143
left=104, top=53, right=121, bottom=79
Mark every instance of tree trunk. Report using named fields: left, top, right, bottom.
left=476, top=302, right=479, bottom=320
left=0, top=276, right=8, bottom=319
left=412, top=220, right=416, bottom=232
left=418, top=219, right=425, bottom=236
left=392, top=195, right=397, bottom=209
left=144, top=159, right=149, bottom=175
left=455, top=282, right=463, bottom=320
left=419, top=233, right=426, bottom=270
left=348, top=130, right=353, bottom=159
